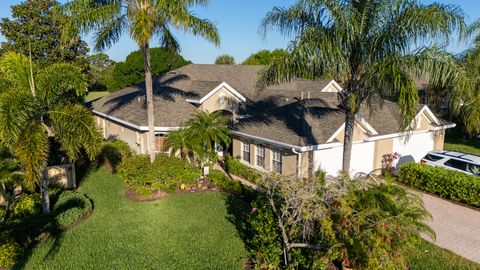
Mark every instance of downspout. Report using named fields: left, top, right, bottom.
left=291, top=148, right=302, bottom=178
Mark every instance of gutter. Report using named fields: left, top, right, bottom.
left=291, top=148, right=303, bottom=178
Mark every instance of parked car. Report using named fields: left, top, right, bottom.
left=420, top=151, right=480, bottom=176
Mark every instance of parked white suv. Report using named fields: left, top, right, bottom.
left=420, top=151, right=480, bottom=176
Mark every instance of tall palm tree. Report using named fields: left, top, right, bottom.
left=62, top=0, right=220, bottom=163
left=184, top=111, right=231, bottom=161
left=0, top=52, right=103, bottom=214
left=258, top=0, right=466, bottom=172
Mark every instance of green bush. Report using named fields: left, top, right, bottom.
left=222, top=155, right=262, bottom=184
left=0, top=208, right=5, bottom=221
left=398, top=163, right=480, bottom=207
left=208, top=169, right=244, bottom=195
left=118, top=154, right=201, bottom=195
left=53, top=190, right=93, bottom=228
left=101, top=139, right=133, bottom=172
left=0, top=235, right=22, bottom=268
left=11, top=194, right=41, bottom=218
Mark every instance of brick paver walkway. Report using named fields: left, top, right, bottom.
left=418, top=191, right=480, bottom=263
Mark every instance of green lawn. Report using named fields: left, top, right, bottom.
left=14, top=169, right=248, bottom=270
left=12, top=168, right=479, bottom=270
left=444, top=137, right=480, bottom=156
left=406, top=239, right=480, bottom=270
left=84, top=91, right=109, bottom=102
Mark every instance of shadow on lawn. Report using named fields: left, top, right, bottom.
left=224, top=195, right=256, bottom=253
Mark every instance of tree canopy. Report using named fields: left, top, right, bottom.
left=215, top=54, right=235, bottom=65
left=242, top=49, right=289, bottom=65
left=0, top=0, right=89, bottom=69
left=112, top=48, right=191, bottom=90
left=88, top=54, right=117, bottom=92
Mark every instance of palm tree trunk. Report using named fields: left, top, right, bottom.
left=342, top=110, right=355, bottom=173
left=142, top=43, right=156, bottom=163
left=40, top=170, right=50, bottom=214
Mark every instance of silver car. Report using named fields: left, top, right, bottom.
left=420, top=151, right=480, bottom=176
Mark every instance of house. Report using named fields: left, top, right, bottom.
left=91, top=64, right=455, bottom=177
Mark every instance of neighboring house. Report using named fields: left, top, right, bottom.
left=91, top=64, right=455, bottom=177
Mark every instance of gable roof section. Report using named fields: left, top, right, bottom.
left=320, top=80, right=343, bottom=93
left=185, top=81, right=246, bottom=104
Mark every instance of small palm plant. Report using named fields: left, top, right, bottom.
left=164, top=128, right=194, bottom=164
left=0, top=52, right=103, bottom=214
left=0, top=147, right=24, bottom=222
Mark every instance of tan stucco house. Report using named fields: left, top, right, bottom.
left=91, top=64, right=455, bottom=177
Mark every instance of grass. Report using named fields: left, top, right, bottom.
left=406, top=239, right=480, bottom=270
left=14, top=168, right=248, bottom=270
left=84, top=91, right=109, bottom=102
left=444, top=137, right=480, bottom=156
left=12, top=168, right=480, bottom=269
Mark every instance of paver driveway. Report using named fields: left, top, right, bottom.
left=418, top=191, right=480, bottom=263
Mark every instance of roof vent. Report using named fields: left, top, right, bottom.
left=301, top=91, right=304, bottom=100
left=307, top=91, right=311, bottom=99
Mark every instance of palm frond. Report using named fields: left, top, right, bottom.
left=0, top=52, right=33, bottom=94
left=48, top=104, right=103, bottom=161
left=14, top=121, right=49, bottom=191
left=0, top=91, right=36, bottom=147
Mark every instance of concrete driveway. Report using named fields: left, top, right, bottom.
left=418, top=191, right=480, bottom=263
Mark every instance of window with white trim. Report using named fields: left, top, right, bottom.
left=256, top=146, right=265, bottom=168
left=272, top=150, right=282, bottom=173
left=242, top=143, right=250, bottom=163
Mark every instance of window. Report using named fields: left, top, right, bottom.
left=444, top=159, right=467, bottom=171
left=273, top=150, right=282, bottom=173
left=242, top=143, right=250, bottom=163
left=256, top=146, right=265, bottom=168
left=423, top=154, right=443, bottom=162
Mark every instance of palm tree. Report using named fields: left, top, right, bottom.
left=164, top=128, right=194, bottom=164
left=258, top=0, right=466, bottom=172
left=184, top=111, right=231, bottom=161
left=0, top=52, right=103, bottom=214
left=215, top=54, right=235, bottom=65
left=62, top=0, right=220, bottom=163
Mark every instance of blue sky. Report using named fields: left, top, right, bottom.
left=0, top=0, right=479, bottom=63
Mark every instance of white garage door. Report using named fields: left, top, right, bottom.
left=313, top=141, right=375, bottom=177
left=393, top=132, right=435, bottom=162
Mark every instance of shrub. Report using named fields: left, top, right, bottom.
left=101, top=139, right=133, bottom=172
left=208, top=169, right=244, bottom=195
left=53, top=190, right=93, bottom=228
left=0, top=235, right=22, bottom=268
left=398, top=163, right=480, bottom=207
left=0, top=207, right=6, bottom=222
left=222, top=155, right=262, bottom=183
left=11, top=194, right=41, bottom=219
left=118, top=154, right=201, bottom=195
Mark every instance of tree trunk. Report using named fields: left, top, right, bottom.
left=142, top=43, right=156, bottom=163
left=40, top=171, right=50, bottom=215
left=342, top=110, right=355, bottom=173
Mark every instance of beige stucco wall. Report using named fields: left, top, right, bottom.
left=48, top=164, right=76, bottom=189
left=416, top=112, right=434, bottom=131
left=335, top=123, right=369, bottom=142
left=433, top=130, right=445, bottom=150
left=232, top=139, right=241, bottom=159
left=282, top=153, right=297, bottom=176
left=300, top=152, right=309, bottom=177
left=97, top=116, right=144, bottom=154
left=199, top=87, right=239, bottom=114
left=265, top=148, right=272, bottom=171
left=372, top=138, right=394, bottom=170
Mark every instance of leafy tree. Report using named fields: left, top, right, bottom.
left=0, top=52, right=103, bottom=214
left=258, top=0, right=465, bottom=172
left=242, top=49, right=289, bottom=65
left=113, top=48, right=191, bottom=89
left=0, top=0, right=89, bottom=69
left=215, top=54, right=235, bottom=65
left=62, top=0, right=220, bottom=163
left=253, top=173, right=433, bottom=269
left=88, top=54, right=117, bottom=92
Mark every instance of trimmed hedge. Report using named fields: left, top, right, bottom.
left=222, top=155, right=262, bottom=184
left=101, top=139, right=133, bottom=172
left=398, top=163, right=480, bottom=207
left=53, top=190, right=93, bottom=229
left=207, top=169, right=258, bottom=202
left=118, top=154, right=201, bottom=195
